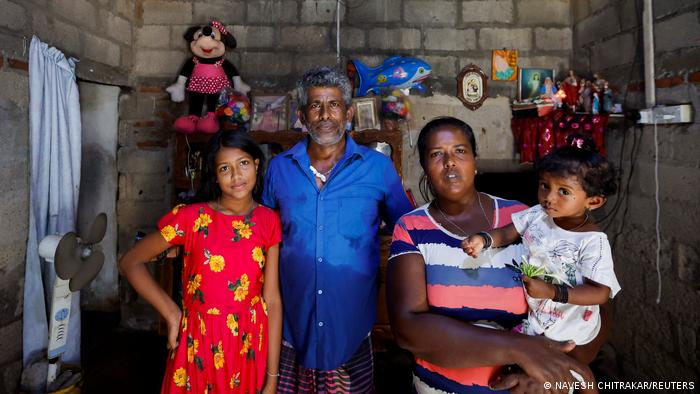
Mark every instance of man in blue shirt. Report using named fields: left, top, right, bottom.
left=263, top=66, right=412, bottom=392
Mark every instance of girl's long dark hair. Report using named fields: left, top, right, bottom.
left=196, top=130, right=266, bottom=202
left=416, top=116, right=477, bottom=202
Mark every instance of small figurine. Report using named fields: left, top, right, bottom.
left=592, top=91, right=600, bottom=115
left=579, top=79, right=593, bottom=113
left=602, top=81, right=614, bottom=113
left=593, top=73, right=606, bottom=93
left=562, top=70, right=579, bottom=110
left=539, top=77, right=560, bottom=106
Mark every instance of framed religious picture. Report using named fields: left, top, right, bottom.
left=251, top=94, right=288, bottom=132
left=518, top=68, right=555, bottom=101
left=288, top=98, right=307, bottom=132
left=492, top=49, right=518, bottom=81
left=457, top=64, right=488, bottom=111
left=352, top=97, right=379, bottom=131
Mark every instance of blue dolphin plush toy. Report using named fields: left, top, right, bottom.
left=352, top=56, right=431, bottom=96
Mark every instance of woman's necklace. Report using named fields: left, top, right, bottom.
left=309, top=161, right=338, bottom=183
left=434, top=192, right=493, bottom=236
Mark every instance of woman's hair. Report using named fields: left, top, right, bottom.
left=536, top=134, right=617, bottom=197
left=196, top=130, right=266, bottom=202
left=416, top=116, right=477, bottom=201
left=296, top=66, right=353, bottom=107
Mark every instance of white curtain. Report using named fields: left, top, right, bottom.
left=24, top=36, right=81, bottom=367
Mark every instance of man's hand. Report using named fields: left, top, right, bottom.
left=461, top=235, right=485, bottom=257
left=523, top=276, right=555, bottom=299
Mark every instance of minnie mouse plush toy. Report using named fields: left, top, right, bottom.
left=166, top=21, right=251, bottom=134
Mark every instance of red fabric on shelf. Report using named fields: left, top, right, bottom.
left=512, top=110, right=608, bottom=163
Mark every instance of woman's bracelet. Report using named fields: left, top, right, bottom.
left=266, top=370, right=280, bottom=377
left=476, top=231, right=493, bottom=250
left=553, top=284, right=569, bottom=303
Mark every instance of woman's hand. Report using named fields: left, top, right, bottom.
left=523, top=276, right=555, bottom=299
left=514, top=335, right=595, bottom=393
left=461, top=235, right=484, bottom=257
left=489, top=370, right=550, bottom=394
left=165, top=308, right=182, bottom=350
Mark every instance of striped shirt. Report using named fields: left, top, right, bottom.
left=389, top=196, right=529, bottom=393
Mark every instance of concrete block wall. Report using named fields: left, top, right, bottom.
left=0, top=0, right=135, bottom=391
left=574, top=0, right=700, bottom=385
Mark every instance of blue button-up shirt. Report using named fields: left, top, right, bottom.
left=262, top=134, right=412, bottom=370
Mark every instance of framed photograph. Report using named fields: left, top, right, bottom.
left=492, top=49, right=518, bottom=81
left=518, top=68, right=555, bottom=101
left=352, top=97, right=379, bottom=131
left=456, top=64, right=488, bottom=111
left=251, top=95, right=288, bottom=132
left=288, top=99, right=307, bottom=132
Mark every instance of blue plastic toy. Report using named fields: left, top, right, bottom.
left=352, top=56, right=432, bottom=96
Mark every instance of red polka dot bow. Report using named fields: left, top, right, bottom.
left=211, top=20, right=228, bottom=36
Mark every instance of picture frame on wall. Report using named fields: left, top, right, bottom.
left=518, top=68, right=555, bottom=101
left=352, top=97, right=379, bottom=131
left=456, top=64, right=488, bottom=111
left=288, top=99, right=307, bottom=132
left=251, top=95, right=288, bottom=132
left=492, top=49, right=518, bottom=81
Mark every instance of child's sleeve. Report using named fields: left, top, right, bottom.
left=511, top=204, right=542, bottom=235
left=156, top=204, right=190, bottom=246
left=389, top=215, right=420, bottom=261
left=263, top=209, right=282, bottom=249
left=579, top=235, right=621, bottom=298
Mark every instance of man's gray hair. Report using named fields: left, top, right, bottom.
left=296, top=66, right=353, bottom=107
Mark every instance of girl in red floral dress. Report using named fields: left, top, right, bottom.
left=120, top=131, right=282, bottom=393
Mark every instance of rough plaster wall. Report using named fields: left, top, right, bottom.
left=0, top=0, right=135, bottom=391
left=573, top=0, right=700, bottom=384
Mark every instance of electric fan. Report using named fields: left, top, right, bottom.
left=37, top=213, right=107, bottom=389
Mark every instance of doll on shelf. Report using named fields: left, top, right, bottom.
left=562, top=70, right=580, bottom=111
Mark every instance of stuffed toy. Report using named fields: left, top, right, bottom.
left=166, top=21, right=251, bottom=134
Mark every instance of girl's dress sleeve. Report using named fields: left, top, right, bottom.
left=263, top=208, right=282, bottom=249
left=579, top=234, right=621, bottom=298
left=157, top=204, right=190, bottom=246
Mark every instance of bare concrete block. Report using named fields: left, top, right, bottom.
left=518, top=55, right=569, bottom=74
left=676, top=242, right=699, bottom=285
left=134, top=50, right=187, bottom=77
left=619, top=0, right=639, bottom=31
left=240, top=52, right=293, bottom=76
left=301, top=0, right=345, bottom=23
left=117, top=147, right=170, bottom=174
left=590, top=32, right=635, bottom=71
left=425, top=28, right=476, bottom=51
left=516, top=0, right=570, bottom=25
left=334, top=27, right=365, bottom=50
left=0, top=263, right=23, bottom=323
left=232, top=25, right=276, bottom=49
left=142, top=1, right=192, bottom=25
left=52, top=19, right=82, bottom=56
left=83, top=33, right=121, bottom=68
left=0, top=69, right=29, bottom=108
left=676, top=323, right=699, bottom=367
left=462, top=0, right=513, bottom=23
left=423, top=55, right=457, bottom=80
left=0, top=0, right=27, bottom=31
left=136, top=25, right=170, bottom=49
left=654, top=0, right=698, bottom=19
left=479, top=28, right=532, bottom=50
left=170, top=25, right=188, bottom=48
left=347, top=0, right=401, bottom=23
left=459, top=56, right=491, bottom=80
left=589, top=0, right=613, bottom=13
left=294, top=54, right=339, bottom=75
left=0, top=319, right=22, bottom=364
left=193, top=0, right=246, bottom=24
left=247, top=0, right=297, bottom=24
left=0, top=359, right=21, bottom=394
left=120, top=45, right=133, bottom=69
left=100, top=10, right=132, bottom=45
left=126, top=174, right=167, bottom=201
left=404, top=1, right=457, bottom=25
left=281, top=26, right=330, bottom=50
left=534, top=27, right=572, bottom=51
left=114, top=0, right=135, bottom=21
left=572, top=0, right=590, bottom=23
left=53, top=0, right=97, bottom=30
left=655, top=11, right=700, bottom=53
left=368, top=28, right=421, bottom=50
left=574, top=7, right=619, bottom=46
left=117, top=200, right=172, bottom=232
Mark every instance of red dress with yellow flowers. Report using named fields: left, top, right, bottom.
left=158, top=203, right=281, bottom=394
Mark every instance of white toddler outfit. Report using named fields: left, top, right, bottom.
left=512, top=204, right=621, bottom=345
